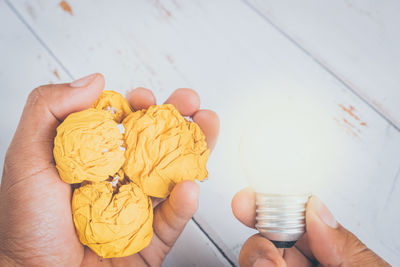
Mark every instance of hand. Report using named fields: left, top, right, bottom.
left=232, top=188, right=390, bottom=267
left=0, top=73, right=219, bottom=267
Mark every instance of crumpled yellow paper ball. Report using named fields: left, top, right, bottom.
left=92, top=90, right=133, bottom=123
left=53, top=91, right=210, bottom=258
left=123, top=104, right=210, bottom=198
left=72, top=181, right=153, bottom=258
left=53, top=108, right=125, bottom=184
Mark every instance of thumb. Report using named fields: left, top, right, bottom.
left=3, top=73, right=104, bottom=187
left=306, top=196, right=390, bottom=266
left=138, top=181, right=200, bottom=266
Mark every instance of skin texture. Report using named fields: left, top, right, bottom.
left=0, top=73, right=219, bottom=267
left=232, top=188, right=390, bottom=267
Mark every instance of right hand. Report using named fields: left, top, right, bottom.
left=232, top=188, right=390, bottom=267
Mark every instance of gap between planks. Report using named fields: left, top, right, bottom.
left=241, top=0, right=400, bottom=133
left=4, top=0, right=74, bottom=80
left=192, top=217, right=236, bottom=266
left=4, top=1, right=236, bottom=265
left=11, top=0, right=397, bottom=264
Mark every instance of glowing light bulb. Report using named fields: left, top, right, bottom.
left=240, top=93, right=338, bottom=248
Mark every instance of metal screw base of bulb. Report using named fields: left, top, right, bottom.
left=255, top=193, right=310, bottom=248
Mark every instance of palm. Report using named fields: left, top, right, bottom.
left=2, top=164, right=190, bottom=267
left=0, top=76, right=219, bottom=267
left=1, top=165, right=175, bottom=267
left=0, top=166, right=84, bottom=265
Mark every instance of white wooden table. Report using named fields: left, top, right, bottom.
left=1, top=0, right=399, bottom=265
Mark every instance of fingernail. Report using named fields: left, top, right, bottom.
left=308, top=196, right=338, bottom=228
left=70, top=73, right=97, bottom=87
left=253, top=258, right=275, bottom=267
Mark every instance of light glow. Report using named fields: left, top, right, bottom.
left=240, top=93, right=339, bottom=195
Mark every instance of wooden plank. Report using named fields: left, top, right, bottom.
left=164, top=220, right=231, bottom=267
left=244, top=0, right=400, bottom=129
left=0, top=0, right=71, bottom=175
left=0, top=2, right=231, bottom=266
left=8, top=0, right=400, bottom=264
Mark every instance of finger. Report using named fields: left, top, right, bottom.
left=4, top=73, right=104, bottom=184
left=153, top=180, right=199, bottom=247
left=164, top=88, right=200, bottom=116
left=239, top=234, right=286, bottom=267
left=139, top=181, right=200, bottom=265
left=126, top=87, right=156, bottom=110
left=282, top=247, right=314, bottom=267
left=306, top=196, right=389, bottom=266
left=232, top=188, right=317, bottom=262
left=231, top=187, right=256, bottom=228
left=150, top=197, right=165, bottom=208
left=294, top=233, right=315, bottom=261
left=129, top=88, right=218, bottom=150
left=192, top=109, right=219, bottom=151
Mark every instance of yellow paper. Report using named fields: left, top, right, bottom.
left=92, top=90, right=133, bottom=123
left=53, top=108, right=125, bottom=184
left=123, top=104, right=210, bottom=198
left=54, top=92, right=210, bottom=258
left=72, top=181, right=153, bottom=258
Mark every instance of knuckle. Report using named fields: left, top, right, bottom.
left=238, top=234, right=274, bottom=267
left=350, top=245, right=387, bottom=266
left=26, top=86, right=44, bottom=106
left=26, top=85, right=51, bottom=107
left=2, top=150, right=20, bottom=189
left=342, top=229, right=365, bottom=253
left=3, top=151, right=14, bottom=176
left=3, top=143, right=21, bottom=175
left=340, top=227, right=383, bottom=266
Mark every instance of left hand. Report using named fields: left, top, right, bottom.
left=0, top=73, right=220, bottom=267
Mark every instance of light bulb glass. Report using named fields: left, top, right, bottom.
left=240, top=93, right=339, bottom=247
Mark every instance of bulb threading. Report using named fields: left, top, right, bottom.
left=255, top=193, right=311, bottom=248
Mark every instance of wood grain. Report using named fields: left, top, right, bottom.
left=2, top=0, right=400, bottom=265
left=245, top=0, right=400, bottom=129
left=0, top=1, right=231, bottom=266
